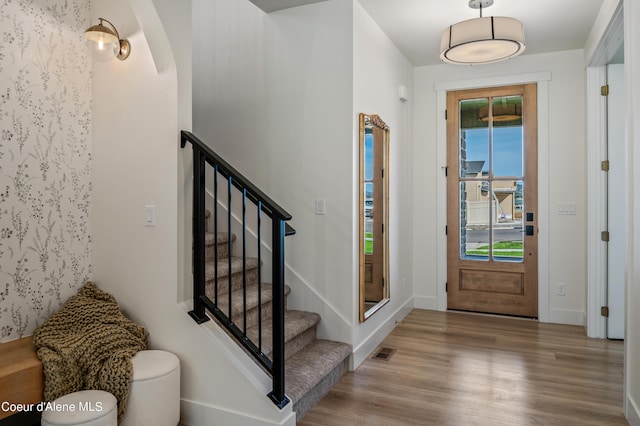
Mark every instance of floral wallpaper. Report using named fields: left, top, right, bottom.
left=0, top=0, right=92, bottom=342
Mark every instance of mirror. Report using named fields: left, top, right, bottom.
left=359, top=113, right=390, bottom=322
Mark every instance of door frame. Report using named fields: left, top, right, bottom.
left=585, top=2, right=624, bottom=339
left=434, top=72, right=551, bottom=322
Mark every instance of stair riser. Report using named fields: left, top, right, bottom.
left=217, top=297, right=282, bottom=332
left=285, top=327, right=317, bottom=361
left=293, top=357, right=350, bottom=420
left=265, top=327, right=317, bottom=362
left=206, top=268, right=259, bottom=297
left=205, top=242, right=231, bottom=262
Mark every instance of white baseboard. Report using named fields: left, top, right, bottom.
left=413, top=295, right=438, bottom=311
left=627, top=396, right=640, bottom=426
left=547, top=308, right=585, bottom=326
left=181, top=399, right=296, bottom=426
left=352, top=296, right=413, bottom=368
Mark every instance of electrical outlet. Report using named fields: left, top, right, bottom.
left=557, top=282, right=566, bottom=296
left=315, top=198, right=326, bottom=215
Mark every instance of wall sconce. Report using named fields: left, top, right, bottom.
left=84, top=18, right=131, bottom=61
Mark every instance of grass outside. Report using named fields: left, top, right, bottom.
left=365, top=232, right=373, bottom=255
left=466, top=241, right=523, bottom=258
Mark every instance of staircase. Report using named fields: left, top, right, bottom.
left=204, top=222, right=351, bottom=419
left=181, top=131, right=351, bottom=420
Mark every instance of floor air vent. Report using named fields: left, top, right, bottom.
left=372, top=347, right=396, bottom=361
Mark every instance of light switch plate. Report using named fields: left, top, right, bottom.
left=315, top=198, right=326, bottom=215
left=557, top=202, right=576, bottom=215
left=145, top=205, right=156, bottom=226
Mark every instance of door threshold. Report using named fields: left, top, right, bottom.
left=447, top=308, right=538, bottom=321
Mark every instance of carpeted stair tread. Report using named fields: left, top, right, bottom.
left=285, top=339, right=351, bottom=401
left=205, top=256, right=260, bottom=281
left=211, top=283, right=291, bottom=330
left=204, top=232, right=236, bottom=260
left=246, top=310, right=320, bottom=358
left=196, top=227, right=352, bottom=419
left=205, top=231, right=235, bottom=246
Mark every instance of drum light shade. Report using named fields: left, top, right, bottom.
left=440, top=1, right=525, bottom=65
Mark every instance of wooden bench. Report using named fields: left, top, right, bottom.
left=0, top=337, right=44, bottom=420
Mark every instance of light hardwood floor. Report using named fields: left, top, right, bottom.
left=299, top=310, right=627, bottom=426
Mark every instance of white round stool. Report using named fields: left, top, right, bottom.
left=120, top=350, right=180, bottom=426
left=41, top=390, right=117, bottom=426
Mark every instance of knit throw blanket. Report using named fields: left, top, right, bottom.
left=33, top=282, right=148, bottom=421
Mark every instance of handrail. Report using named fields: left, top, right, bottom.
left=181, top=131, right=292, bottom=221
left=181, top=130, right=293, bottom=409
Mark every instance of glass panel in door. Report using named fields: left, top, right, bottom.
left=491, top=95, right=524, bottom=263
left=458, top=95, right=525, bottom=263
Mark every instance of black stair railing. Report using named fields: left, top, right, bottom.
left=181, top=131, right=294, bottom=409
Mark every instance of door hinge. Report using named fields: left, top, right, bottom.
left=445, top=109, right=448, bottom=120
left=601, top=306, right=609, bottom=317
left=445, top=166, right=448, bottom=177
left=601, top=85, right=609, bottom=96
left=382, top=223, right=384, bottom=233
left=601, top=160, right=610, bottom=171
left=381, top=168, right=384, bottom=178
left=446, top=282, right=448, bottom=292
left=445, top=225, right=448, bottom=235
left=601, top=231, right=610, bottom=242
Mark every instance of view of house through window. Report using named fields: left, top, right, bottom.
left=364, top=129, right=374, bottom=255
left=459, top=95, right=524, bottom=262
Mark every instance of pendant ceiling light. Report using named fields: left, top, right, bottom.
left=440, top=0, right=525, bottom=65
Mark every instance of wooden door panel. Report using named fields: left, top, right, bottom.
left=459, top=269, right=524, bottom=295
left=364, top=259, right=383, bottom=301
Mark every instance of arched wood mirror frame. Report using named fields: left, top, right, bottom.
left=359, top=113, right=390, bottom=322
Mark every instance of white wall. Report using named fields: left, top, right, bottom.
left=191, top=0, right=416, bottom=367
left=351, top=1, right=414, bottom=366
left=412, top=49, right=587, bottom=325
left=192, top=0, right=355, bottom=344
left=625, top=0, right=640, bottom=421
left=91, top=0, right=294, bottom=424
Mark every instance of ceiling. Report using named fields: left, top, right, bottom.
left=357, top=0, right=606, bottom=66
left=250, top=0, right=329, bottom=13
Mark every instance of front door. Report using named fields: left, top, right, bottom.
left=447, top=84, right=538, bottom=317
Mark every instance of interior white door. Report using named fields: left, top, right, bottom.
left=607, top=63, right=625, bottom=340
